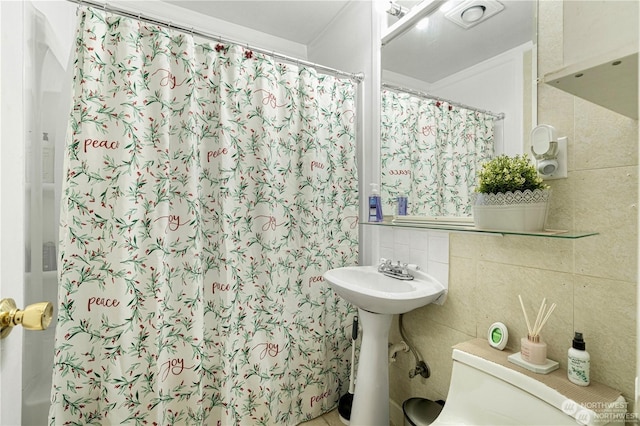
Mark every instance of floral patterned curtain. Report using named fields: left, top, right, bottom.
left=49, top=7, right=359, bottom=425
left=380, top=89, right=494, bottom=217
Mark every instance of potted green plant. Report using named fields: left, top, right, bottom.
left=472, top=155, right=551, bottom=232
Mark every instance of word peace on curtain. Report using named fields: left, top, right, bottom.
left=50, top=7, right=359, bottom=426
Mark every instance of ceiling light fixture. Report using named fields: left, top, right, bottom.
left=461, top=5, right=486, bottom=23
left=382, top=0, right=448, bottom=46
left=386, top=1, right=409, bottom=18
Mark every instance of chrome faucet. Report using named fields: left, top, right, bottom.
left=377, top=259, right=414, bottom=281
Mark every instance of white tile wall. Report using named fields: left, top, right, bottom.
left=375, top=227, right=449, bottom=288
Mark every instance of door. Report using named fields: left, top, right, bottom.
left=1, top=2, right=28, bottom=424
left=1, top=2, right=76, bottom=424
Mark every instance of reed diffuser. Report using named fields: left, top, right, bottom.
left=518, top=295, right=556, bottom=365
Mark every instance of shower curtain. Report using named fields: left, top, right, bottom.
left=49, top=7, right=359, bottom=426
left=380, top=89, right=494, bottom=217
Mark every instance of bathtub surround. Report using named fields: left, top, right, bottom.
left=50, top=6, right=359, bottom=425
left=387, top=0, right=638, bottom=415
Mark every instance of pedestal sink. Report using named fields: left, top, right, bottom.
left=323, top=265, right=446, bottom=426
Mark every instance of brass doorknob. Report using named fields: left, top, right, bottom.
left=0, top=298, right=53, bottom=339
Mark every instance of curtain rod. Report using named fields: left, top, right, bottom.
left=382, top=83, right=505, bottom=120
left=66, top=0, right=364, bottom=83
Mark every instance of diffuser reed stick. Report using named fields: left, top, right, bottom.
left=534, top=303, right=556, bottom=336
left=533, top=297, right=546, bottom=335
left=518, top=295, right=533, bottom=335
left=518, top=294, right=556, bottom=339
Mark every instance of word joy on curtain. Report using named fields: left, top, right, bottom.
left=50, top=6, right=359, bottom=426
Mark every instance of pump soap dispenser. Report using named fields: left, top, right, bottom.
left=368, top=183, right=383, bottom=222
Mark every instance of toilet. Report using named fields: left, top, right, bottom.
left=431, top=340, right=626, bottom=426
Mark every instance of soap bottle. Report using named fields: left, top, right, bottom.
left=368, top=183, right=383, bottom=222
left=397, top=192, right=408, bottom=216
left=42, top=241, right=57, bottom=272
left=567, top=332, right=590, bottom=386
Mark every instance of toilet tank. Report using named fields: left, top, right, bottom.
left=433, top=349, right=625, bottom=426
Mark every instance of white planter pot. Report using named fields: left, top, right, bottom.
left=472, top=189, right=551, bottom=232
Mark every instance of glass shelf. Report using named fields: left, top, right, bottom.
left=25, top=182, right=55, bottom=191
left=25, top=270, right=57, bottom=277
left=362, top=220, right=599, bottom=239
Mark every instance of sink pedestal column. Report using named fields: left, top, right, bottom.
left=349, top=308, right=392, bottom=426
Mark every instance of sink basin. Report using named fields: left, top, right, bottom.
left=323, top=264, right=447, bottom=424
left=323, top=265, right=445, bottom=314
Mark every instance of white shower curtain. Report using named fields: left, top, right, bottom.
left=49, top=7, right=359, bottom=425
left=380, top=89, right=494, bottom=217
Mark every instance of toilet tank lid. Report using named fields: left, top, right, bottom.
left=452, top=346, right=626, bottom=426
left=453, top=349, right=568, bottom=408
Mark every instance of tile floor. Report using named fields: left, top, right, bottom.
left=298, top=409, right=345, bottom=426
left=299, top=409, right=398, bottom=426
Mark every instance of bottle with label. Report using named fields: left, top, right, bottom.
left=397, top=193, right=408, bottom=216
left=43, top=242, right=57, bottom=272
left=368, top=183, right=383, bottom=222
left=567, top=332, right=590, bottom=386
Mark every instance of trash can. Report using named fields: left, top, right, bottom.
left=403, top=398, right=444, bottom=426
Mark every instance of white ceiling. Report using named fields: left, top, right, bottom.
left=163, top=0, right=352, bottom=45
left=162, top=0, right=535, bottom=84
left=383, top=0, right=535, bottom=83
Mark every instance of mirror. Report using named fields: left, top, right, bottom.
left=380, top=0, right=537, bottom=218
